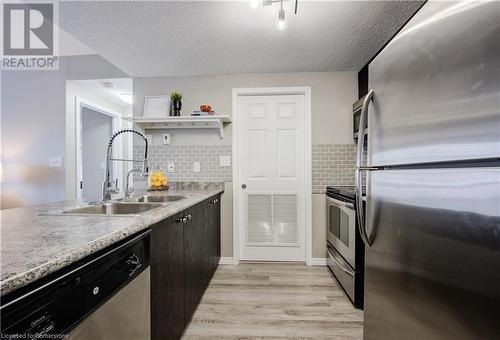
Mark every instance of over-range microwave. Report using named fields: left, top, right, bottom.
left=353, top=95, right=367, bottom=140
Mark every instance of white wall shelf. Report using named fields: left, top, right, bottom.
left=130, top=115, right=232, bottom=139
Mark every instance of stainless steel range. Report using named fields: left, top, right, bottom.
left=326, top=186, right=365, bottom=309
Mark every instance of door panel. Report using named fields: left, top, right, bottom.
left=238, top=94, right=306, bottom=261
left=247, top=195, right=273, bottom=244
left=368, top=1, right=500, bottom=166
left=364, top=167, right=500, bottom=340
left=151, top=215, right=184, bottom=340
left=248, top=130, right=269, bottom=179
left=276, top=130, right=297, bottom=178
left=183, top=204, right=205, bottom=325
left=212, top=195, right=221, bottom=270
left=203, top=198, right=215, bottom=282
left=273, top=195, right=297, bottom=244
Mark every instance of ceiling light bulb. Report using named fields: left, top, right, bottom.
left=118, top=93, right=133, bottom=104
left=276, top=8, right=287, bottom=31
left=250, top=0, right=262, bottom=8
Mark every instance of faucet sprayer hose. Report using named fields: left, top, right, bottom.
left=107, top=129, right=148, bottom=159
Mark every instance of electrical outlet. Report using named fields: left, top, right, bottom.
left=167, top=162, right=175, bottom=173
left=219, top=155, right=231, bottom=167
left=193, top=161, right=200, bottom=173
left=162, top=134, right=171, bottom=145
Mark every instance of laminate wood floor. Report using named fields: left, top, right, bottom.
left=182, top=262, right=363, bottom=340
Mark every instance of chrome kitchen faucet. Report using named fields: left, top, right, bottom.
left=102, top=129, right=149, bottom=201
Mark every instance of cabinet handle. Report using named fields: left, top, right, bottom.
left=182, top=216, right=188, bottom=224
left=187, top=214, right=192, bottom=220
left=176, top=217, right=184, bottom=223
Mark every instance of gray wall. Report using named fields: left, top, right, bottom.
left=134, top=72, right=356, bottom=145
left=133, top=72, right=357, bottom=259
left=1, top=55, right=128, bottom=209
left=1, top=70, right=67, bottom=208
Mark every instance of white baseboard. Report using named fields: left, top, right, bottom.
left=220, top=257, right=326, bottom=266
left=219, top=257, right=234, bottom=265
left=309, top=258, right=327, bottom=266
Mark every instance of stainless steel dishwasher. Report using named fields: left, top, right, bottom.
left=1, top=231, right=151, bottom=340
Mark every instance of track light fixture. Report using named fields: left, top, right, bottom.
left=276, top=4, right=287, bottom=31
left=251, top=0, right=298, bottom=31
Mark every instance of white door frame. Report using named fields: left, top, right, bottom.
left=75, top=97, right=130, bottom=200
left=232, top=87, right=312, bottom=265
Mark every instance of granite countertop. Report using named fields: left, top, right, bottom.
left=0, top=183, right=224, bottom=297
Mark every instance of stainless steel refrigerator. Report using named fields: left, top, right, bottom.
left=355, top=2, right=500, bottom=339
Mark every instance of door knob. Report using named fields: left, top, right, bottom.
left=241, top=184, right=247, bottom=189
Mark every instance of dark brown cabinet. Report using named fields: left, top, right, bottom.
left=203, top=199, right=214, bottom=284
left=183, top=201, right=206, bottom=325
left=203, top=196, right=220, bottom=283
left=214, top=196, right=221, bottom=270
left=209, top=196, right=221, bottom=275
left=151, top=194, right=221, bottom=340
left=151, top=212, right=185, bottom=340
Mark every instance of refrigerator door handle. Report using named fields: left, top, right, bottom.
left=355, top=89, right=375, bottom=247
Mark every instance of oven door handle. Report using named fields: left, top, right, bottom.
left=327, top=248, right=354, bottom=277
left=326, top=196, right=354, bottom=210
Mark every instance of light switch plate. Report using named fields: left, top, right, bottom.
left=49, top=156, right=63, bottom=168
left=167, top=162, right=175, bottom=173
left=162, top=134, right=171, bottom=145
left=193, top=161, right=200, bottom=173
left=219, top=155, right=231, bottom=167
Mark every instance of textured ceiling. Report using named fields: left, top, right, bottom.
left=59, top=1, right=423, bottom=77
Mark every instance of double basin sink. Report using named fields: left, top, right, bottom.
left=62, top=195, right=188, bottom=216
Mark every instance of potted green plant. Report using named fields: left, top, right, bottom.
left=170, top=91, right=182, bottom=116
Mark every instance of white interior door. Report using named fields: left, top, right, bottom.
left=237, top=94, right=306, bottom=261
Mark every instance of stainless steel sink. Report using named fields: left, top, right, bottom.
left=122, top=195, right=188, bottom=203
left=138, top=195, right=187, bottom=203
left=62, top=202, right=164, bottom=215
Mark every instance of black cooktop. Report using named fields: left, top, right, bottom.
left=326, top=186, right=365, bottom=201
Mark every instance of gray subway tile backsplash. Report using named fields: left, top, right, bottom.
left=134, top=143, right=359, bottom=193
left=312, top=144, right=357, bottom=193
left=134, top=144, right=232, bottom=183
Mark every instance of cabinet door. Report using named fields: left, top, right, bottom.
left=183, top=203, right=205, bottom=325
left=213, top=194, right=221, bottom=270
left=203, top=198, right=215, bottom=282
left=151, top=214, right=184, bottom=340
